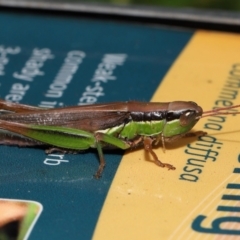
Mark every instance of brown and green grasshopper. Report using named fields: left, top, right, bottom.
left=0, top=99, right=239, bottom=178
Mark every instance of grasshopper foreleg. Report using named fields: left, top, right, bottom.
left=183, top=131, right=207, bottom=138
left=144, top=137, right=176, bottom=170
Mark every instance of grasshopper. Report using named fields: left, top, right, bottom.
left=0, top=99, right=239, bottom=178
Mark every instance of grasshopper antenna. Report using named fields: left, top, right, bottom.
left=201, top=104, right=240, bottom=118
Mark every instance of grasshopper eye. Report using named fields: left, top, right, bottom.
left=179, top=111, right=196, bottom=126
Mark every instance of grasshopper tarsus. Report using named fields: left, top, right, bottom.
left=94, top=164, right=105, bottom=179
left=184, top=131, right=207, bottom=138
left=144, top=137, right=176, bottom=171
left=165, top=164, right=176, bottom=171
left=93, top=172, right=102, bottom=179
left=155, top=160, right=176, bottom=171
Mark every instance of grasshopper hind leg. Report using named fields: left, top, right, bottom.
left=144, top=137, right=176, bottom=170
left=94, top=132, right=131, bottom=179
left=0, top=131, right=44, bottom=147
left=94, top=141, right=106, bottom=179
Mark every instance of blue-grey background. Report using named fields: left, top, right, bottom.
left=0, top=11, right=193, bottom=239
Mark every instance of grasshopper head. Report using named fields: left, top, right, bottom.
left=163, top=101, right=203, bottom=137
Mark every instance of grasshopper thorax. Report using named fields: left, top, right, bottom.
left=167, top=101, right=203, bottom=126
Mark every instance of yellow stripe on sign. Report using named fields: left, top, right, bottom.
left=93, top=30, right=240, bottom=240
